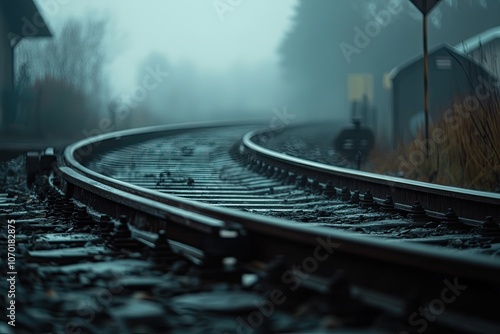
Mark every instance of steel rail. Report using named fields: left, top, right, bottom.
left=241, top=129, right=500, bottom=223
left=56, top=121, right=500, bottom=327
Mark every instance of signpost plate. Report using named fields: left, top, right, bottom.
left=409, top=0, right=442, bottom=15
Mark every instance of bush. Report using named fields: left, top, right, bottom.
left=32, top=77, right=93, bottom=138
left=369, top=92, right=500, bottom=192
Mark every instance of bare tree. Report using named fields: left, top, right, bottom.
left=15, top=15, right=112, bottom=136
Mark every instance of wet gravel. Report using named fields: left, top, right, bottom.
left=1, top=144, right=499, bottom=333
left=0, top=156, right=401, bottom=334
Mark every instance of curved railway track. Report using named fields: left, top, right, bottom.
left=6, top=121, right=500, bottom=333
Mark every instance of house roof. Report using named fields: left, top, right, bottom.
left=0, top=0, right=51, bottom=42
left=454, top=26, right=500, bottom=54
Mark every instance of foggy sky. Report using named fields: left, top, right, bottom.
left=34, top=0, right=298, bottom=94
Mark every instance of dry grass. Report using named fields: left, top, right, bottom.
left=368, top=92, right=500, bottom=192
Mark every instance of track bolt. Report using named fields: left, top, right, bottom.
left=258, top=163, right=268, bottom=174
left=62, top=199, right=75, bottom=221
left=153, top=230, right=177, bottom=266
left=285, top=173, right=296, bottom=185
left=312, top=180, right=323, bottom=194
left=350, top=190, right=360, bottom=204
left=265, top=255, right=289, bottom=285
left=380, top=195, right=395, bottom=212
left=251, top=161, right=261, bottom=172
left=340, top=187, right=351, bottom=202
left=46, top=188, right=57, bottom=206
left=298, top=175, right=308, bottom=188
left=443, top=208, right=463, bottom=228
left=271, top=168, right=281, bottom=179
left=481, top=216, right=500, bottom=237
left=37, top=185, right=50, bottom=201
left=409, top=201, right=427, bottom=223
left=72, top=207, right=94, bottom=229
left=114, top=215, right=131, bottom=238
left=324, top=181, right=336, bottom=198
left=277, top=169, right=288, bottom=181
left=360, top=190, right=376, bottom=209
left=266, top=166, right=275, bottom=177
left=48, top=195, right=65, bottom=217
left=99, top=215, right=113, bottom=239
left=109, top=215, right=136, bottom=249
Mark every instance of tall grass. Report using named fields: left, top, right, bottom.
left=368, top=91, right=500, bottom=192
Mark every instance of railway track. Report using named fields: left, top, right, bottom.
left=2, top=121, right=500, bottom=333
left=82, top=125, right=500, bottom=253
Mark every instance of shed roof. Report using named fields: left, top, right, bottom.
left=0, top=0, right=51, bottom=42
left=455, top=26, right=500, bottom=54
left=389, top=43, right=497, bottom=81
left=389, top=43, right=458, bottom=79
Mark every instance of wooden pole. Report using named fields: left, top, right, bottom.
left=423, top=0, right=430, bottom=157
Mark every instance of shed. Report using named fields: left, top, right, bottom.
left=390, top=43, right=497, bottom=145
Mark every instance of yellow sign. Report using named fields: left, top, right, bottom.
left=347, top=73, right=373, bottom=102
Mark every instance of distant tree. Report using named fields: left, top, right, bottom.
left=16, top=62, right=31, bottom=94
left=428, top=0, right=500, bottom=43
left=15, top=15, right=112, bottom=136
left=129, top=52, right=201, bottom=127
left=32, top=77, right=90, bottom=138
left=134, top=52, right=172, bottom=124
left=130, top=52, right=287, bottom=126
left=278, top=0, right=500, bottom=121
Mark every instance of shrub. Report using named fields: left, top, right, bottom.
left=368, top=92, right=500, bottom=192
left=31, top=77, right=92, bottom=138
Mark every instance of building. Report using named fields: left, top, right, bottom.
left=0, top=0, right=51, bottom=130
left=390, top=43, right=498, bottom=145
left=455, top=26, right=500, bottom=78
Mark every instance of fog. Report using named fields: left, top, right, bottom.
left=9, top=0, right=500, bottom=143
left=20, top=0, right=296, bottom=127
